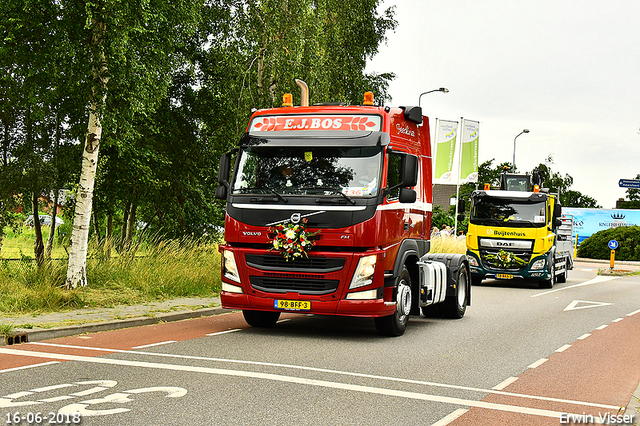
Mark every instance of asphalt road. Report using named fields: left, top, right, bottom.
left=1, top=263, right=639, bottom=425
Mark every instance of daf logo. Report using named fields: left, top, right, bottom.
left=290, top=213, right=301, bottom=224
left=496, top=242, right=515, bottom=247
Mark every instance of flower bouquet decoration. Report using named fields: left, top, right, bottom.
left=269, top=218, right=320, bottom=261
left=485, top=249, right=527, bottom=269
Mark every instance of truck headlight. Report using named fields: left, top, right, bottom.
left=223, top=249, right=241, bottom=283
left=468, top=256, right=478, bottom=267
left=531, top=259, right=546, bottom=270
left=346, top=289, right=379, bottom=300
left=221, top=282, right=243, bottom=294
left=349, top=255, right=377, bottom=289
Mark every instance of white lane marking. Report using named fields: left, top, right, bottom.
left=532, top=276, right=619, bottom=298
left=38, top=396, right=74, bottom=402
left=563, top=300, right=613, bottom=311
left=0, top=361, right=59, bottom=374
left=0, top=347, right=611, bottom=421
left=555, top=345, right=572, bottom=353
left=206, top=329, right=241, bottom=336
left=578, top=334, right=591, bottom=340
left=627, top=309, right=640, bottom=316
left=31, top=384, right=75, bottom=392
left=612, top=318, right=624, bottom=323
left=596, top=325, right=608, bottom=330
left=493, top=377, right=518, bottom=391
left=132, top=341, right=177, bottom=349
left=527, top=359, right=548, bottom=369
left=431, top=408, right=468, bottom=426
left=24, top=342, right=619, bottom=410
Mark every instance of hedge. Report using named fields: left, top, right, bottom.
left=577, top=226, right=640, bottom=260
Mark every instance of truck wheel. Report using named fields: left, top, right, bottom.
left=243, top=310, right=281, bottom=328
left=375, top=266, right=411, bottom=337
left=539, top=260, right=555, bottom=289
left=441, top=262, right=469, bottom=319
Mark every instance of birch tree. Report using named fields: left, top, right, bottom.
left=65, top=0, right=202, bottom=288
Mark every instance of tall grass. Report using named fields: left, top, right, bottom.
left=429, top=234, right=467, bottom=254
left=0, top=237, right=221, bottom=316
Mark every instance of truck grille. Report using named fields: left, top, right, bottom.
left=245, top=254, right=345, bottom=273
left=479, top=249, right=532, bottom=272
left=249, top=276, right=339, bottom=295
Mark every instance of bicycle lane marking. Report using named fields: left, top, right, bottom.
left=443, top=309, right=640, bottom=425
left=0, top=346, right=621, bottom=423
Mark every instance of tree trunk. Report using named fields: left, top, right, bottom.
left=104, top=213, right=113, bottom=259
left=125, top=203, right=137, bottom=248
left=46, top=109, right=62, bottom=260
left=45, top=189, right=60, bottom=259
left=32, top=192, right=44, bottom=266
left=65, top=18, right=109, bottom=289
left=120, top=201, right=130, bottom=252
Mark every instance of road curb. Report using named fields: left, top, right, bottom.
left=2, top=306, right=234, bottom=345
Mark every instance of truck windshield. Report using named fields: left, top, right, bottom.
left=470, top=197, right=547, bottom=228
left=232, top=146, right=382, bottom=197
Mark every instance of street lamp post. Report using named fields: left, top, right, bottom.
left=418, top=87, right=449, bottom=108
left=512, top=129, right=530, bottom=171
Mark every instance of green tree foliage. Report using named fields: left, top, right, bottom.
left=1, top=0, right=398, bottom=273
left=460, top=157, right=601, bottom=208
left=577, top=226, right=640, bottom=261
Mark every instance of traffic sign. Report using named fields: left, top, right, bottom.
left=618, top=179, right=640, bottom=188
left=608, top=239, right=619, bottom=250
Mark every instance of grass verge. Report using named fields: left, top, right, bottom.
left=0, top=237, right=221, bottom=317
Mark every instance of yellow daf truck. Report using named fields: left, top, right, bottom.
left=465, top=172, right=573, bottom=289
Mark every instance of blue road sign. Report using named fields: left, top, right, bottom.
left=608, top=240, right=619, bottom=250
left=619, top=179, right=640, bottom=188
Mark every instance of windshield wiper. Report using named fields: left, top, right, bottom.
left=302, top=187, right=355, bottom=205
left=269, top=188, right=288, bottom=203
left=236, top=186, right=288, bottom=203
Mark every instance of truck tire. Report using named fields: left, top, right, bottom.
left=375, top=266, right=411, bottom=337
left=243, top=310, right=281, bottom=328
left=539, top=260, right=555, bottom=289
left=441, top=263, right=469, bottom=319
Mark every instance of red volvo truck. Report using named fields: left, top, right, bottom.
left=215, top=84, right=470, bottom=336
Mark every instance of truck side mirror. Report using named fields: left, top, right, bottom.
left=399, top=188, right=416, bottom=203
left=457, top=198, right=465, bottom=213
left=401, top=154, right=419, bottom=187
left=215, top=152, right=232, bottom=200
left=553, top=203, right=562, bottom=219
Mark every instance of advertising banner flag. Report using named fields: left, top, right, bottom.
left=433, top=119, right=458, bottom=184
left=459, top=119, right=479, bottom=183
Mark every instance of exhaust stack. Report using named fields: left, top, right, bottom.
left=295, top=79, right=309, bottom=106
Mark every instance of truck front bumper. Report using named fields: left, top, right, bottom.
left=221, top=291, right=397, bottom=318
left=466, top=251, right=551, bottom=281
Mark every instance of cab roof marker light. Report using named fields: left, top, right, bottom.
left=282, top=93, right=293, bottom=107
left=484, top=183, right=491, bottom=190
left=363, top=91, right=374, bottom=106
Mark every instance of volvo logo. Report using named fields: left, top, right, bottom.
left=265, top=210, right=326, bottom=227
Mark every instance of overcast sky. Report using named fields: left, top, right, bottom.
left=366, top=0, right=640, bottom=208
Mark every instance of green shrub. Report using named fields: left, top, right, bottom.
left=577, top=226, right=640, bottom=260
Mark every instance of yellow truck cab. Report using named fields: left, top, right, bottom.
left=465, top=172, right=574, bottom=288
